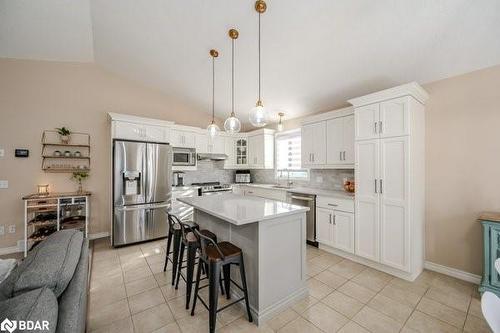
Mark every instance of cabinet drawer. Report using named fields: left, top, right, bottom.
left=316, top=196, right=354, bottom=213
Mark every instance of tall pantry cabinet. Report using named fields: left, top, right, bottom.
left=348, top=82, right=428, bottom=281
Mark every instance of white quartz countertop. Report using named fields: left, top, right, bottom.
left=233, top=183, right=354, bottom=200
left=177, top=193, right=309, bottom=225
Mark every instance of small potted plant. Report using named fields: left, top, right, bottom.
left=71, top=171, right=89, bottom=193
left=56, top=127, right=71, bottom=144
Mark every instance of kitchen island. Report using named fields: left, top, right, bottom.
left=177, top=193, right=309, bottom=324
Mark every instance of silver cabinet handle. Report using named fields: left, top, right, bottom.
left=339, top=151, right=342, bottom=161
left=327, top=203, right=338, bottom=207
left=374, top=122, right=378, bottom=134
left=380, top=179, right=383, bottom=194
left=333, top=214, right=336, bottom=225
left=379, top=121, right=383, bottom=134
left=343, top=151, right=346, bottom=161
left=290, top=195, right=314, bottom=201
left=312, top=153, right=315, bottom=162
left=329, top=213, right=332, bottom=224
left=374, top=179, right=378, bottom=193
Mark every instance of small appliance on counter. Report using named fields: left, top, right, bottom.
left=235, top=170, right=251, bottom=183
left=192, top=182, right=232, bottom=196
left=173, top=171, right=185, bottom=187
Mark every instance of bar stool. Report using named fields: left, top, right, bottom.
left=174, top=218, right=222, bottom=309
left=191, top=229, right=253, bottom=333
left=163, top=212, right=198, bottom=285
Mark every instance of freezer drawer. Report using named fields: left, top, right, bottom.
left=113, top=203, right=169, bottom=246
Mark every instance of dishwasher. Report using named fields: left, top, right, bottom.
left=288, top=192, right=317, bottom=247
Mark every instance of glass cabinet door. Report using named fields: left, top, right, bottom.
left=490, top=226, right=500, bottom=287
left=236, top=138, right=247, bottom=165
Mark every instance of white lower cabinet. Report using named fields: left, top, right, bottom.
left=316, top=196, right=355, bottom=254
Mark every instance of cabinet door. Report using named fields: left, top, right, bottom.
left=379, top=136, right=410, bottom=271
left=343, top=115, right=355, bottom=164
left=301, top=125, right=315, bottom=167
left=316, top=207, right=334, bottom=246
left=211, top=136, right=225, bottom=154
left=355, top=140, right=380, bottom=261
left=313, top=122, right=327, bottom=164
left=195, top=133, right=208, bottom=153
left=489, top=226, right=500, bottom=288
left=170, top=130, right=184, bottom=147
left=355, top=103, right=379, bottom=141
left=224, top=136, right=235, bottom=167
left=333, top=211, right=355, bottom=254
left=379, top=97, right=409, bottom=138
left=144, top=125, right=166, bottom=142
left=326, top=117, right=344, bottom=165
left=114, top=121, right=145, bottom=141
left=183, top=132, right=196, bottom=148
left=248, top=135, right=264, bottom=167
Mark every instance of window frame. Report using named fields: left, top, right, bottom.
left=274, top=128, right=309, bottom=181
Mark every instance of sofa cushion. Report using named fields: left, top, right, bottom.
left=56, top=240, right=89, bottom=333
left=0, top=287, right=58, bottom=333
left=0, top=230, right=83, bottom=300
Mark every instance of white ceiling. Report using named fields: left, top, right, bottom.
left=2, top=0, right=500, bottom=123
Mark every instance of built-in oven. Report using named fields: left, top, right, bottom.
left=287, top=192, right=317, bottom=247
left=172, top=147, right=196, bottom=167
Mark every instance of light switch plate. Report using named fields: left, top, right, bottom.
left=0, top=180, right=8, bottom=189
left=0, top=149, right=4, bottom=157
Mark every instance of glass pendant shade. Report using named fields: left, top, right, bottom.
left=207, top=121, right=220, bottom=138
left=277, top=123, right=283, bottom=132
left=224, top=113, right=241, bottom=134
left=249, top=102, right=268, bottom=127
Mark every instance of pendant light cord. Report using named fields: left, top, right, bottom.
left=231, top=37, right=235, bottom=115
left=258, top=12, right=261, bottom=102
left=212, top=55, right=215, bottom=122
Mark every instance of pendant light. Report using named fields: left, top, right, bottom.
left=277, top=112, right=284, bottom=132
left=249, top=0, right=269, bottom=127
left=207, top=49, right=220, bottom=138
left=224, top=29, right=241, bottom=134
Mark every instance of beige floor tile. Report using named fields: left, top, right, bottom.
left=353, top=306, right=402, bottom=333
left=218, top=317, right=274, bottom=332
left=89, top=283, right=127, bottom=308
left=154, top=271, right=173, bottom=287
left=307, top=261, right=327, bottom=277
left=425, top=286, right=471, bottom=312
left=91, top=265, right=123, bottom=280
left=141, top=245, right=166, bottom=258
left=176, top=310, right=224, bottom=332
left=413, top=270, right=437, bottom=285
left=468, top=296, right=483, bottom=318
left=337, top=281, right=376, bottom=304
left=118, top=245, right=143, bottom=257
left=149, top=262, right=168, bottom=274
left=302, top=301, right=349, bottom=332
left=90, top=316, right=134, bottom=333
left=379, top=284, right=422, bottom=307
left=277, top=317, right=323, bottom=333
left=87, top=299, right=130, bottom=331
left=405, top=310, right=460, bottom=333
left=167, top=294, right=191, bottom=320
left=128, top=287, right=166, bottom=315
left=351, top=268, right=392, bottom=292
left=315, top=270, right=348, bottom=289
left=328, top=260, right=366, bottom=279
left=307, top=277, right=334, bottom=299
left=145, top=253, right=166, bottom=265
left=93, top=250, right=119, bottom=263
left=290, top=295, right=319, bottom=314
left=416, top=296, right=467, bottom=328
left=125, top=275, right=159, bottom=297
left=367, top=293, right=413, bottom=324
left=160, top=280, right=186, bottom=300
left=90, top=272, right=124, bottom=292
left=431, top=274, right=474, bottom=296
left=464, top=313, right=493, bottom=333
left=308, top=253, right=343, bottom=269
left=217, top=303, right=246, bottom=326
left=151, top=322, right=181, bottom=333
left=121, top=255, right=149, bottom=271
left=338, top=321, right=370, bottom=333
left=322, top=291, right=364, bottom=319
left=132, top=303, right=175, bottom=333
left=123, top=266, right=153, bottom=283
left=92, top=256, right=121, bottom=269
left=388, top=277, right=429, bottom=296
left=267, top=307, right=299, bottom=331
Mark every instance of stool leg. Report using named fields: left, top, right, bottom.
left=171, top=231, right=181, bottom=285
left=208, top=262, right=221, bottom=333
left=190, top=258, right=203, bottom=316
left=175, top=243, right=185, bottom=290
left=163, top=231, right=173, bottom=272
left=239, top=256, right=253, bottom=322
left=222, top=264, right=231, bottom=299
left=185, top=243, right=196, bottom=309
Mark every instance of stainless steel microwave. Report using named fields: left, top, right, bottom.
left=172, top=147, right=196, bottom=166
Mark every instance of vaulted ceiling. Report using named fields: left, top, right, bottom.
left=1, top=0, right=500, bottom=124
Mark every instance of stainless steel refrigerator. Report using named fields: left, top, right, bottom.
left=112, top=140, right=172, bottom=246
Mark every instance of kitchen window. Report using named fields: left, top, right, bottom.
left=275, top=129, right=309, bottom=180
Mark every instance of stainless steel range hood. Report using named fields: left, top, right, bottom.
left=197, top=153, right=228, bottom=161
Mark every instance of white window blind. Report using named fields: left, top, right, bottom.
left=275, top=130, right=308, bottom=179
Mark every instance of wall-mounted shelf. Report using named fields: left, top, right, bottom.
left=41, top=130, right=91, bottom=173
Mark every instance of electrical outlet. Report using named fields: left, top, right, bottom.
left=8, top=225, right=15, bottom=234
left=0, top=149, right=4, bottom=157
left=0, top=180, right=8, bottom=189
left=0, top=225, right=4, bottom=236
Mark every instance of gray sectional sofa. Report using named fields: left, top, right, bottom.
left=0, top=230, right=89, bottom=333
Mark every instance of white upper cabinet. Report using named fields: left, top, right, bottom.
left=248, top=130, right=274, bottom=169
left=301, top=121, right=326, bottom=167
left=224, top=136, right=236, bottom=168
left=355, top=103, right=380, bottom=141
left=170, top=128, right=195, bottom=148
left=195, top=133, right=225, bottom=154
left=326, top=114, right=355, bottom=166
left=379, top=97, right=409, bottom=138
left=195, top=133, right=208, bottom=153
left=112, top=121, right=167, bottom=142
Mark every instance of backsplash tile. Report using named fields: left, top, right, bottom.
left=181, top=160, right=235, bottom=185
left=251, top=169, right=354, bottom=191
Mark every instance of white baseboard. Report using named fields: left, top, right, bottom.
left=424, top=261, right=481, bottom=285
left=0, top=245, right=21, bottom=255
left=88, top=232, right=110, bottom=240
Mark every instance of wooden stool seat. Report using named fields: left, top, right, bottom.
left=206, top=241, right=241, bottom=261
